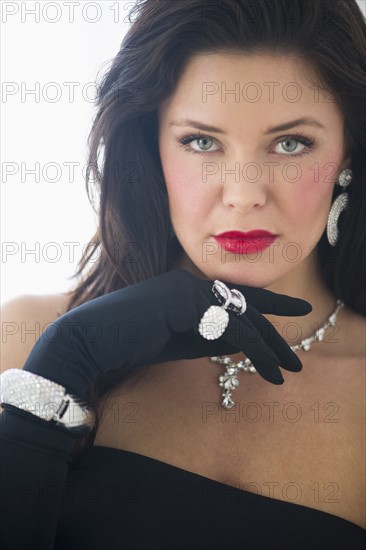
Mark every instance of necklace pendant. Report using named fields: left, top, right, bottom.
left=219, top=372, right=239, bottom=391
left=211, top=300, right=344, bottom=409
left=219, top=361, right=242, bottom=408
left=222, top=391, right=235, bottom=409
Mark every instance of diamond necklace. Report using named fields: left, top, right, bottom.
left=211, top=299, right=344, bottom=409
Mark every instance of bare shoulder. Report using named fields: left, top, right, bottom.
left=0, top=292, right=70, bottom=373
left=0, top=291, right=98, bottom=428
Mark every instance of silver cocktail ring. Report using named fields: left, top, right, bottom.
left=212, top=281, right=247, bottom=315
left=198, top=280, right=247, bottom=340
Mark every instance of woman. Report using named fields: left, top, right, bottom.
left=1, top=0, right=365, bottom=548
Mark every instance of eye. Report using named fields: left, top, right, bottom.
left=273, top=135, right=315, bottom=157
left=178, top=133, right=220, bottom=154
left=178, top=132, right=316, bottom=157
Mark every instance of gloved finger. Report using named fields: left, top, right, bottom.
left=244, top=305, right=303, bottom=372
left=221, top=313, right=284, bottom=385
left=218, top=280, right=312, bottom=316
left=155, top=329, right=241, bottom=364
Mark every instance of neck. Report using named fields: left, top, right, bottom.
left=263, top=251, right=338, bottom=348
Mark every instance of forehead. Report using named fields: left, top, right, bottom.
left=179, top=52, right=315, bottom=82
left=159, top=52, right=344, bottom=131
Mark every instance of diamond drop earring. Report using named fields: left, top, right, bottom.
left=326, top=168, right=352, bottom=246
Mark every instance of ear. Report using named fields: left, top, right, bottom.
left=341, top=154, right=352, bottom=171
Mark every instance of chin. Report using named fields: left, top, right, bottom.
left=194, top=263, right=282, bottom=289
left=176, top=249, right=289, bottom=288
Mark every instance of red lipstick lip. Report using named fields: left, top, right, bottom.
left=214, top=230, right=277, bottom=238
left=213, top=231, right=278, bottom=254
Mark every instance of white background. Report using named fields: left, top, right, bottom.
left=1, top=0, right=365, bottom=305
left=1, top=1, right=134, bottom=305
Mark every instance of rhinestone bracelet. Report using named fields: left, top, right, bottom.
left=0, top=369, right=91, bottom=430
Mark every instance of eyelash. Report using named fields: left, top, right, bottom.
left=178, top=132, right=316, bottom=158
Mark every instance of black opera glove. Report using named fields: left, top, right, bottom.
left=20, top=268, right=312, bottom=404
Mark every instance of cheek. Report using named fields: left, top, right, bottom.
left=280, top=164, right=334, bottom=224
left=161, top=151, right=214, bottom=223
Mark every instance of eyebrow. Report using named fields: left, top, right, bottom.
left=168, top=117, right=326, bottom=134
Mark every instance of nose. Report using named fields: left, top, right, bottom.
left=221, top=161, right=267, bottom=214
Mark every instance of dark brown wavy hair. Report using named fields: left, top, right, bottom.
left=64, top=0, right=366, bottom=463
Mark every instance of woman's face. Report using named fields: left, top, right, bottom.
left=158, top=52, right=349, bottom=287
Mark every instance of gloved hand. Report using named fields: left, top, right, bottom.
left=20, top=268, right=312, bottom=404
left=0, top=268, right=312, bottom=549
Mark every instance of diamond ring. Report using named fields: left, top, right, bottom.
left=198, top=280, right=247, bottom=340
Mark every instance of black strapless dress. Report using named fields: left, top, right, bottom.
left=54, top=446, right=366, bottom=550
